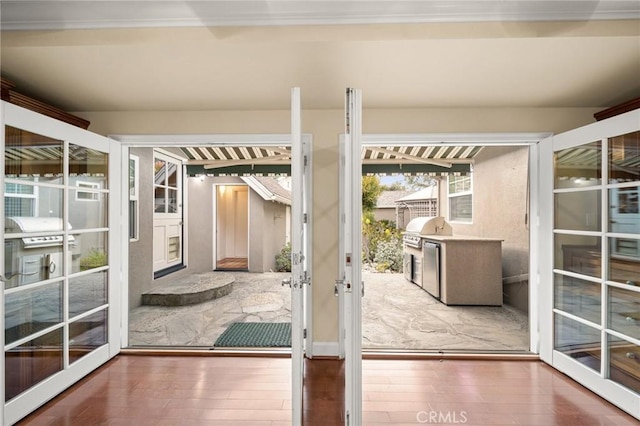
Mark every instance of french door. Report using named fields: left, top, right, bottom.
left=290, top=87, right=313, bottom=424
left=2, top=102, right=121, bottom=425
left=544, top=108, right=640, bottom=419
left=338, top=88, right=363, bottom=425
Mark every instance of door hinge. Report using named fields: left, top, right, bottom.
left=304, top=155, right=308, bottom=167
left=303, top=213, right=308, bottom=223
left=303, top=328, right=307, bottom=339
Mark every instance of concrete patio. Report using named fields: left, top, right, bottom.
left=128, top=270, right=529, bottom=352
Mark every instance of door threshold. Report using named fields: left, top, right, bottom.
left=121, top=347, right=292, bottom=358
left=362, top=349, right=539, bottom=361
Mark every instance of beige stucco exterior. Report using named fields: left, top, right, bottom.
left=127, top=151, right=290, bottom=311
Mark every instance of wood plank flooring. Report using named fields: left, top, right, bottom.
left=216, top=258, right=249, bottom=270
left=16, top=355, right=638, bottom=425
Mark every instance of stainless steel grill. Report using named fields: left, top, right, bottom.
left=402, top=216, right=452, bottom=295
left=5, top=216, right=75, bottom=286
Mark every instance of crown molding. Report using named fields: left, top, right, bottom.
left=2, top=1, right=639, bottom=31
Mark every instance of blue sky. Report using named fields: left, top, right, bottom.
left=380, top=175, right=405, bottom=186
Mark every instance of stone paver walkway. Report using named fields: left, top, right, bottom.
left=128, top=271, right=529, bottom=351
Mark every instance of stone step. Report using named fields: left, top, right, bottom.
left=141, top=272, right=234, bottom=306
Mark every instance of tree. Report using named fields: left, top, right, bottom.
left=361, top=175, right=382, bottom=213
left=404, top=175, right=437, bottom=191
left=381, top=181, right=406, bottom=191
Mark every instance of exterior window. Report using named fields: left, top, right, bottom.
left=4, top=182, right=36, bottom=217
left=75, top=181, right=100, bottom=201
left=129, top=155, right=139, bottom=240
left=153, top=154, right=181, bottom=215
left=448, top=174, right=472, bottom=222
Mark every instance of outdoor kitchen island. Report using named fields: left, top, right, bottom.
left=423, top=235, right=503, bottom=306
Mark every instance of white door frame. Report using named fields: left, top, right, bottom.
left=113, top=126, right=313, bottom=423
left=2, top=102, right=122, bottom=425
left=338, top=128, right=548, bottom=424
left=113, top=132, right=312, bottom=347
left=342, top=88, right=364, bottom=426
left=212, top=182, right=250, bottom=269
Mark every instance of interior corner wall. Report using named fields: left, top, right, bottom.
left=83, top=106, right=601, bottom=346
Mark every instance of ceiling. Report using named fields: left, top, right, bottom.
left=1, top=1, right=640, bottom=113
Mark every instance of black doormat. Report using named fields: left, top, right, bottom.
left=214, top=322, right=291, bottom=348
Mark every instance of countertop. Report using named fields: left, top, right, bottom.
left=421, top=234, right=503, bottom=242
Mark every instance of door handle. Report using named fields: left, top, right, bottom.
left=281, top=277, right=292, bottom=288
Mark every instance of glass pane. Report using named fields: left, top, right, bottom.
left=129, top=157, right=136, bottom=197
left=608, top=286, right=640, bottom=340
left=69, top=189, right=107, bottom=230
left=449, top=194, right=472, bottom=222
left=4, top=126, right=63, bottom=182
left=608, top=237, right=640, bottom=285
left=555, top=190, right=601, bottom=231
left=554, top=234, right=601, bottom=277
left=4, top=281, right=63, bottom=345
left=167, top=161, right=178, bottom=187
left=5, top=328, right=63, bottom=402
left=554, top=314, right=601, bottom=373
left=69, top=144, right=108, bottom=188
left=4, top=240, right=64, bottom=289
left=73, top=232, right=108, bottom=274
left=554, top=141, right=601, bottom=188
left=4, top=184, right=63, bottom=223
left=168, top=188, right=178, bottom=213
left=69, top=270, right=108, bottom=318
left=154, top=186, right=166, bottom=213
left=554, top=274, right=601, bottom=324
left=154, top=158, right=166, bottom=185
left=608, top=334, right=640, bottom=394
left=129, top=200, right=138, bottom=240
left=609, top=131, right=640, bottom=184
left=448, top=175, right=471, bottom=194
left=2, top=238, right=64, bottom=289
left=69, top=309, right=107, bottom=365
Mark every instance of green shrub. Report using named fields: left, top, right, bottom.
left=374, top=240, right=403, bottom=272
left=362, top=213, right=402, bottom=265
left=275, top=242, right=292, bottom=272
left=79, top=248, right=107, bottom=271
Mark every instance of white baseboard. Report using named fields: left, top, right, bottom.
left=311, top=341, right=339, bottom=358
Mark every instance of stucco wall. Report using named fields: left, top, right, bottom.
left=184, top=176, right=215, bottom=273
left=83, top=106, right=600, bottom=347
left=440, top=145, right=530, bottom=312
left=263, top=200, right=289, bottom=271
left=128, top=147, right=154, bottom=309
left=248, top=189, right=264, bottom=272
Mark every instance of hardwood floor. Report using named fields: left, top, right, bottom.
left=16, top=355, right=638, bottom=425
left=217, top=258, right=249, bottom=270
